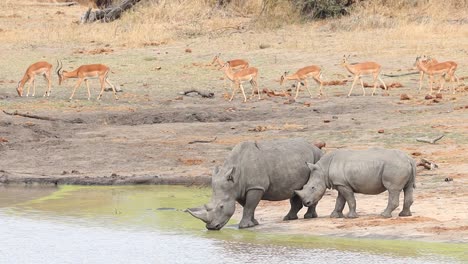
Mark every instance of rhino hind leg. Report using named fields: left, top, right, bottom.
left=304, top=203, right=318, bottom=219
left=382, top=189, right=400, bottom=218
left=330, top=192, right=346, bottom=218
left=399, top=185, right=414, bottom=217
left=337, top=186, right=358, bottom=218
left=283, top=195, right=303, bottom=221
left=239, top=189, right=263, bottom=229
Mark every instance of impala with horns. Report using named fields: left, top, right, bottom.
left=414, top=55, right=459, bottom=95
left=16, top=61, right=54, bottom=97
left=341, top=55, right=387, bottom=97
left=280, top=65, right=324, bottom=99
left=56, top=60, right=118, bottom=101
left=220, top=62, right=260, bottom=102
left=414, top=56, right=438, bottom=93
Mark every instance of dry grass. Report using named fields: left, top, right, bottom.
left=0, top=0, right=467, bottom=48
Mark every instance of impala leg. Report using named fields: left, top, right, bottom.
left=438, top=74, right=446, bottom=94
left=348, top=75, right=359, bottom=97
left=378, top=76, right=387, bottom=92
left=429, top=75, right=434, bottom=95
left=44, top=72, right=52, bottom=97
left=26, top=77, right=33, bottom=97
left=32, top=78, right=36, bottom=97
left=229, top=81, right=239, bottom=102
left=240, top=83, right=247, bottom=103
left=70, top=78, right=83, bottom=100
left=106, top=78, right=119, bottom=100
left=304, top=79, right=313, bottom=98
left=97, top=76, right=106, bottom=100
left=85, top=79, right=91, bottom=100
left=418, top=72, right=424, bottom=93
left=371, top=73, right=379, bottom=96
left=359, top=76, right=366, bottom=96
left=251, top=79, right=260, bottom=100
left=313, top=76, right=324, bottom=97
left=294, top=81, right=301, bottom=99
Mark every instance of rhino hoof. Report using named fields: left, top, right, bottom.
left=283, top=215, right=299, bottom=221
left=239, top=219, right=257, bottom=228
left=347, top=212, right=359, bottom=218
left=304, top=212, right=318, bottom=219
left=398, top=211, right=412, bottom=217
left=381, top=212, right=392, bottom=218
left=330, top=211, right=344, bottom=218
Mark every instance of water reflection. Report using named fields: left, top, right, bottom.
left=0, top=185, right=464, bottom=264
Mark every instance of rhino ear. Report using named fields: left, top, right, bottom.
left=213, top=166, right=220, bottom=175
left=306, top=162, right=319, bottom=172
left=225, top=167, right=235, bottom=182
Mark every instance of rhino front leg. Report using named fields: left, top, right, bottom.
left=330, top=192, right=345, bottom=218
left=304, top=202, right=318, bottom=219
left=283, top=195, right=303, bottom=220
left=336, top=186, right=358, bottom=218
left=382, top=189, right=400, bottom=218
left=239, top=189, right=263, bottom=228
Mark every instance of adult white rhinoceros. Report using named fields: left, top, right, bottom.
left=295, top=148, right=416, bottom=218
left=187, top=138, right=323, bottom=230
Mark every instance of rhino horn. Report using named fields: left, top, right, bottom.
left=187, top=206, right=210, bottom=223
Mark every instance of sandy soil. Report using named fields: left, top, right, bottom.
left=0, top=1, right=467, bottom=243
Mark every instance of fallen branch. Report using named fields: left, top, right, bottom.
left=34, top=2, right=77, bottom=6
left=416, top=135, right=444, bottom=144
left=383, top=71, right=419, bottom=77
left=188, top=137, right=217, bottom=144
left=417, top=158, right=439, bottom=170
left=180, top=90, right=214, bottom=98
left=3, top=110, right=59, bottom=122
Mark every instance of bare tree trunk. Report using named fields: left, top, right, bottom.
left=81, top=0, right=142, bottom=23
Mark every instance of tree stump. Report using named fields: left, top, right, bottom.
left=80, top=0, right=142, bottom=23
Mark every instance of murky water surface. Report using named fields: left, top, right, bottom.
left=0, top=185, right=465, bottom=264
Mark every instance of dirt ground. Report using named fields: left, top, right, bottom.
left=0, top=1, right=467, bottom=243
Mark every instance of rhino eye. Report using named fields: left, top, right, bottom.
left=311, top=187, right=315, bottom=191
left=220, top=205, right=224, bottom=209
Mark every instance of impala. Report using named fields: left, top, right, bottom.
left=220, top=63, right=259, bottom=102
left=212, top=53, right=249, bottom=89
left=16, top=61, right=53, bottom=97
left=341, top=55, right=387, bottom=97
left=280, top=65, right=324, bottom=99
left=414, top=56, right=458, bottom=94
left=56, top=60, right=118, bottom=100
left=414, top=56, right=438, bottom=92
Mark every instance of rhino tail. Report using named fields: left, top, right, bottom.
left=407, top=158, right=417, bottom=189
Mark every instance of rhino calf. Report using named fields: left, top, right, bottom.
left=295, top=148, right=416, bottom=218
left=187, top=138, right=323, bottom=230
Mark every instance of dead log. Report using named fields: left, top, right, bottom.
left=180, top=90, right=214, bottom=98
left=81, top=0, right=142, bottom=23
left=417, top=158, right=439, bottom=170
left=188, top=137, right=217, bottom=144
left=3, top=110, right=59, bottom=122
left=416, top=135, right=444, bottom=144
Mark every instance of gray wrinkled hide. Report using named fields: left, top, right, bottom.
left=296, top=148, right=416, bottom=218
left=188, top=138, right=323, bottom=230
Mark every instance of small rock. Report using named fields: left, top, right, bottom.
left=432, top=99, right=440, bottom=103
left=400, top=94, right=410, bottom=100
left=185, top=48, right=192, bottom=53
left=61, top=171, right=68, bottom=175
left=411, top=152, right=422, bottom=156
left=283, top=99, right=295, bottom=104
left=444, top=177, right=453, bottom=182
left=71, top=170, right=79, bottom=174
left=174, top=96, right=183, bottom=100
left=323, top=120, right=331, bottom=123
left=259, top=44, right=271, bottom=49
left=378, top=129, right=385, bottom=133
left=425, top=95, right=433, bottom=100
left=435, top=93, right=443, bottom=99
left=0, top=137, right=8, bottom=143
left=111, top=173, right=118, bottom=177
left=304, top=102, right=311, bottom=107
left=314, top=141, right=326, bottom=149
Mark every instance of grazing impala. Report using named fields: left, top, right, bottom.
left=56, top=60, right=118, bottom=100
left=414, top=56, right=459, bottom=95
left=341, top=55, right=387, bottom=97
left=280, top=65, right=324, bottom=99
left=212, top=53, right=249, bottom=89
left=16, top=61, right=53, bottom=97
left=220, top=63, right=259, bottom=102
